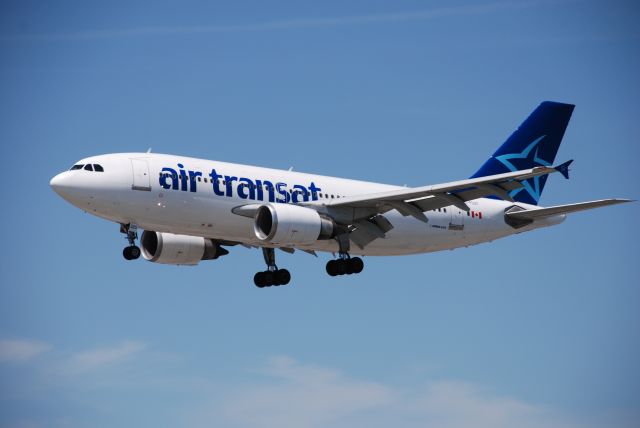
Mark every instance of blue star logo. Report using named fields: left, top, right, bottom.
left=494, top=135, right=550, bottom=203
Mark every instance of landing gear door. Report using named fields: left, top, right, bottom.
left=131, top=158, right=151, bottom=191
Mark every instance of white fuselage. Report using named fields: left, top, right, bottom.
left=50, top=153, right=565, bottom=256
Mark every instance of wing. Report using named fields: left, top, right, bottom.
left=305, top=163, right=570, bottom=219
left=297, top=162, right=572, bottom=248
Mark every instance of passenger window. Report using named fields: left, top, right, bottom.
left=94, top=164, right=104, bottom=172
left=197, top=176, right=201, bottom=182
left=84, top=164, right=94, bottom=171
left=70, top=164, right=84, bottom=170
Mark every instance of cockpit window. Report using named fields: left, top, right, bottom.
left=69, top=163, right=104, bottom=172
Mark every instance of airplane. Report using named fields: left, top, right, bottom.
left=50, top=101, right=632, bottom=288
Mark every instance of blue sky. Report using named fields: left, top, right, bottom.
left=1, top=1, right=639, bottom=427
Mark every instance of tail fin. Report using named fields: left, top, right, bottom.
left=471, top=101, right=575, bottom=205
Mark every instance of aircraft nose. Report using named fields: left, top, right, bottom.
left=50, top=172, right=63, bottom=192
left=50, top=171, right=74, bottom=196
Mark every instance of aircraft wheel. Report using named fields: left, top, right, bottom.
left=350, top=257, right=364, bottom=274
left=344, top=260, right=355, bottom=275
left=276, top=269, right=291, bottom=286
left=326, top=260, right=338, bottom=276
left=129, top=246, right=141, bottom=259
left=254, top=272, right=267, bottom=288
left=123, top=245, right=141, bottom=260
left=263, top=271, right=275, bottom=287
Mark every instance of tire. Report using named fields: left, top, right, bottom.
left=254, top=272, right=266, bottom=288
left=263, top=271, right=275, bottom=287
left=129, top=246, right=141, bottom=260
left=344, top=260, right=355, bottom=275
left=276, top=269, right=291, bottom=285
left=335, top=259, right=347, bottom=275
left=123, top=247, right=132, bottom=260
left=326, top=260, right=338, bottom=276
left=350, top=257, right=364, bottom=274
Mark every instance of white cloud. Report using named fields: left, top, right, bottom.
left=407, top=381, right=575, bottom=428
left=0, top=340, right=51, bottom=362
left=191, top=356, right=586, bottom=428
left=65, top=341, right=147, bottom=373
left=217, top=356, right=394, bottom=428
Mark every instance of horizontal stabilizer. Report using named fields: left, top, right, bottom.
left=505, top=199, right=633, bottom=221
left=555, top=159, right=573, bottom=179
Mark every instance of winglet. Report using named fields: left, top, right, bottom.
left=555, top=159, right=573, bottom=179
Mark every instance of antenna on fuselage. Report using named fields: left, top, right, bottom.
left=146, top=147, right=152, bottom=153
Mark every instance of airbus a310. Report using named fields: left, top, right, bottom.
left=50, top=102, right=631, bottom=287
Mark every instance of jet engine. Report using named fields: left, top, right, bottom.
left=253, top=203, right=336, bottom=246
left=140, top=231, right=226, bottom=265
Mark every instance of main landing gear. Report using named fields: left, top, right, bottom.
left=254, top=247, right=291, bottom=288
left=326, top=233, right=364, bottom=277
left=121, top=223, right=141, bottom=260
left=326, top=256, right=364, bottom=276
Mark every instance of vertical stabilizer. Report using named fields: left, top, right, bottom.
left=471, top=101, right=575, bottom=205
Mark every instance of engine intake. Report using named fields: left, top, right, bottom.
left=254, top=204, right=335, bottom=245
left=140, top=231, right=225, bottom=265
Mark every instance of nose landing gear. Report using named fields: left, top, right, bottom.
left=120, top=223, right=141, bottom=260
left=254, top=247, right=291, bottom=288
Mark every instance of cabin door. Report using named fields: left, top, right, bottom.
left=131, top=159, right=151, bottom=191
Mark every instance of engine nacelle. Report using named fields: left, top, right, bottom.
left=254, top=203, right=335, bottom=245
left=140, top=231, right=221, bottom=265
